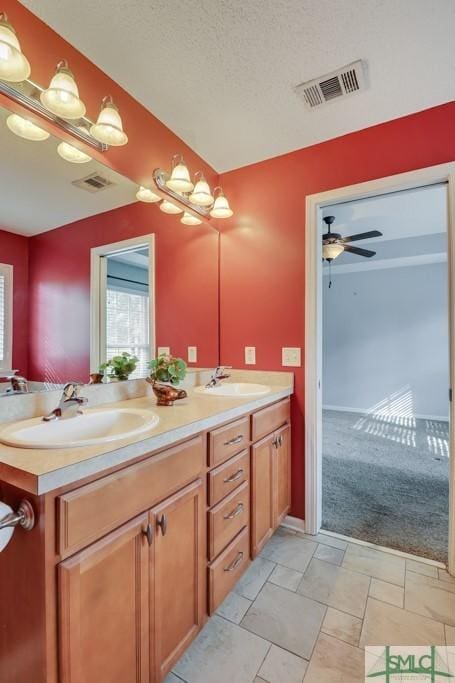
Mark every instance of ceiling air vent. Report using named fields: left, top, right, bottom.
left=72, top=172, right=115, bottom=193
left=295, top=60, right=367, bottom=110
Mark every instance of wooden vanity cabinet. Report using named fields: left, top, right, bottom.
left=251, top=401, right=291, bottom=558
left=58, top=513, right=150, bottom=683
left=0, top=396, right=292, bottom=683
left=150, top=479, right=205, bottom=681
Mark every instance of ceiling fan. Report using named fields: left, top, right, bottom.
left=322, top=216, right=383, bottom=262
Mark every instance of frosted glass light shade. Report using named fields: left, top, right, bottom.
left=6, top=114, right=50, bottom=141
left=322, top=243, right=344, bottom=260
left=160, top=200, right=183, bottom=215
left=210, top=192, right=233, bottom=218
left=0, top=14, right=31, bottom=82
left=166, top=159, right=194, bottom=194
left=57, top=141, right=92, bottom=163
left=90, top=97, right=128, bottom=146
left=181, top=212, right=202, bottom=226
left=136, top=186, right=161, bottom=203
left=189, top=175, right=213, bottom=207
left=40, top=61, right=86, bottom=119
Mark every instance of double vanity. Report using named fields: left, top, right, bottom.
left=0, top=370, right=293, bottom=683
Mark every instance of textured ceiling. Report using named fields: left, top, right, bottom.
left=21, top=0, right=455, bottom=172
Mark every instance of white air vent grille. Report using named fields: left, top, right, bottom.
left=72, top=173, right=115, bottom=193
left=295, top=60, right=367, bottom=109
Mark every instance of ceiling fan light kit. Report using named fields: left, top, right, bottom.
left=322, top=215, right=382, bottom=262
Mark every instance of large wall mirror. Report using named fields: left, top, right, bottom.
left=0, top=103, right=220, bottom=395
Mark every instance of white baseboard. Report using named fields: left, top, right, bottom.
left=323, top=404, right=449, bottom=423
left=281, top=515, right=305, bottom=533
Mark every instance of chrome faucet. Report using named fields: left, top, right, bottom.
left=6, top=375, right=29, bottom=394
left=43, top=382, right=88, bottom=421
left=205, top=366, right=232, bottom=388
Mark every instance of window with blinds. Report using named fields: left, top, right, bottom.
left=105, top=287, right=150, bottom=378
left=0, top=264, right=12, bottom=371
left=0, top=273, right=5, bottom=364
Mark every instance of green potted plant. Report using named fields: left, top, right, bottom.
left=147, top=354, right=187, bottom=406
left=99, top=352, right=139, bottom=381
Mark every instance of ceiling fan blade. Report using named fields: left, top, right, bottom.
left=343, top=244, right=376, bottom=258
left=341, top=230, right=383, bottom=243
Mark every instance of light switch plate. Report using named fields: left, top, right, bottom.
left=282, top=347, right=301, bottom=367
left=157, top=346, right=170, bottom=357
left=188, top=346, right=197, bottom=363
left=245, top=346, right=256, bottom=365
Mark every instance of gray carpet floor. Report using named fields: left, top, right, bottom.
left=322, top=409, right=449, bottom=562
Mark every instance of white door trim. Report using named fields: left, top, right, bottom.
left=304, top=162, right=455, bottom=574
left=90, top=234, right=156, bottom=372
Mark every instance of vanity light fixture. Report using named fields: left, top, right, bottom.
left=6, top=113, right=50, bottom=141
left=136, top=186, right=161, bottom=203
left=159, top=200, right=183, bottom=215
left=40, top=60, right=86, bottom=119
left=189, top=172, right=214, bottom=207
left=181, top=212, right=202, bottom=226
left=90, top=95, right=128, bottom=146
left=0, top=12, right=31, bottom=82
left=166, top=155, right=194, bottom=194
left=210, top=187, right=233, bottom=218
left=57, top=140, right=92, bottom=163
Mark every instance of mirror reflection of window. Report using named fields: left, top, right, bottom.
left=0, top=263, right=13, bottom=374
left=105, top=247, right=150, bottom=379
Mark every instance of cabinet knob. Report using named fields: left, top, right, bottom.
left=157, top=514, right=167, bottom=536
left=142, top=523, right=153, bottom=546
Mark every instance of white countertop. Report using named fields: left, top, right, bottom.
left=0, top=372, right=293, bottom=495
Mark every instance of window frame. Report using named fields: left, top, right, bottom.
left=0, top=263, right=13, bottom=374
left=90, top=235, right=155, bottom=374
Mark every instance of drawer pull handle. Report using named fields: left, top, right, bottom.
left=278, top=434, right=283, bottom=446
left=224, top=435, right=244, bottom=446
left=157, top=514, right=167, bottom=536
left=224, top=551, right=244, bottom=572
left=272, top=436, right=279, bottom=448
left=224, top=502, right=244, bottom=520
left=223, top=468, right=244, bottom=484
left=142, top=523, right=153, bottom=546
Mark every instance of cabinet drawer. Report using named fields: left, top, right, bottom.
left=57, top=435, right=205, bottom=558
left=208, top=480, right=249, bottom=560
left=251, top=398, right=290, bottom=442
left=208, top=416, right=250, bottom=468
left=208, top=527, right=250, bottom=614
left=208, top=449, right=249, bottom=507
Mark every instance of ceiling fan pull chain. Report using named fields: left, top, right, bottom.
left=328, top=262, right=333, bottom=288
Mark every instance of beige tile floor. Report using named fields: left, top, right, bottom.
left=166, top=528, right=455, bottom=683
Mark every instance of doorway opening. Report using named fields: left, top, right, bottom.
left=304, top=163, right=455, bottom=574
left=321, top=184, right=449, bottom=561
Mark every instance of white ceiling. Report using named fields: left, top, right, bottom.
left=21, top=0, right=455, bottom=172
left=322, top=183, right=448, bottom=267
left=0, top=106, right=137, bottom=235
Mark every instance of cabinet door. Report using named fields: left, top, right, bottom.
left=251, top=434, right=274, bottom=558
left=58, top=513, right=150, bottom=683
left=151, top=479, right=206, bottom=681
left=273, top=423, right=291, bottom=528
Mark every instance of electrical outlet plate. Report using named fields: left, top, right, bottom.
left=188, top=346, right=197, bottom=363
left=282, top=347, right=301, bottom=367
left=245, top=346, right=256, bottom=365
left=157, top=346, right=170, bottom=357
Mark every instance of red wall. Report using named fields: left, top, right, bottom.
left=28, top=204, right=219, bottom=383
left=219, top=101, right=455, bottom=519
left=0, top=228, right=29, bottom=376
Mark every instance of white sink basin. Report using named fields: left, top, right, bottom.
left=194, top=382, right=271, bottom=397
left=0, top=407, right=159, bottom=449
